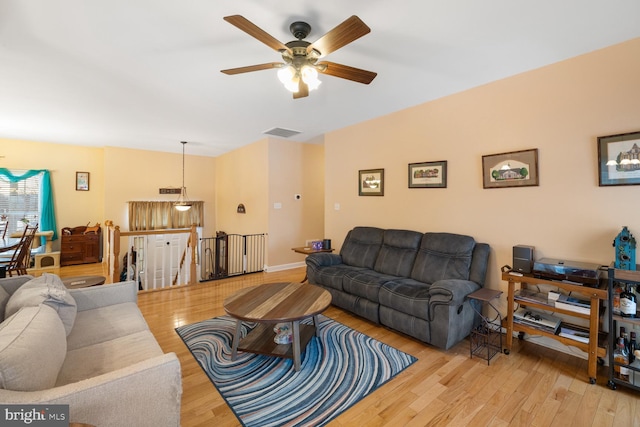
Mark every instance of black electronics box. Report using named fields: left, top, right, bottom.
left=513, top=245, right=534, bottom=274
left=533, top=258, right=602, bottom=286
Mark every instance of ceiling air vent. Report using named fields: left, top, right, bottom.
left=263, top=127, right=301, bottom=138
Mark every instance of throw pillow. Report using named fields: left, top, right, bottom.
left=4, top=273, right=77, bottom=335
left=0, top=304, right=67, bottom=391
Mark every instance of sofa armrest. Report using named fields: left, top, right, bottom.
left=428, top=279, right=481, bottom=306
left=0, top=353, right=182, bottom=427
left=0, top=275, right=34, bottom=296
left=69, top=281, right=138, bottom=312
left=305, top=252, right=343, bottom=268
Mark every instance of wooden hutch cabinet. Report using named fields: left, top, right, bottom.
left=60, top=225, right=102, bottom=266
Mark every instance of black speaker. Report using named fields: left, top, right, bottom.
left=513, top=245, right=534, bottom=274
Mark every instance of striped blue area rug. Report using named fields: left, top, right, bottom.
left=176, top=315, right=417, bottom=427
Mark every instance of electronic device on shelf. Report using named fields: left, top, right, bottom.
left=513, top=245, right=534, bottom=274
left=532, top=258, right=602, bottom=286
left=513, top=307, right=561, bottom=333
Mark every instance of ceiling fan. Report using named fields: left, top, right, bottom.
left=221, top=15, right=377, bottom=99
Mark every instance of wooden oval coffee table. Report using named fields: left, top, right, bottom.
left=223, top=282, right=332, bottom=371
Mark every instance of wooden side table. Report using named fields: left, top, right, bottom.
left=468, top=288, right=503, bottom=365
left=291, top=246, right=334, bottom=282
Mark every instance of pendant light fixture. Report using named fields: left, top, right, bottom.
left=174, top=141, right=192, bottom=211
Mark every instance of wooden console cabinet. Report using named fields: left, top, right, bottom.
left=503, top=271, right=608, bottom=384
left=61, top=226, right=102, bottom=266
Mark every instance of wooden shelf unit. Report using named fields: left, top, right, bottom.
left=502, top=271, right=608, bottom=384
left=607, top=266, right=640, bottom=391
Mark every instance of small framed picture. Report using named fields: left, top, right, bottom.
left=482, top=149, right=539, bottom=189
left=408, top=161, right=447, bottom=188
left=359, top=168, right=384, bottom=196
left=598, top=130, right=640, bottom=186
left=76, top=172, right=90, bottom=191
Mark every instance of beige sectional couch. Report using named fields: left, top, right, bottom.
left=0, top=274, right=181, bottom=427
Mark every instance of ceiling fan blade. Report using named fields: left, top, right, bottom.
left=293, top=80, right=309, bottom=99
left=221, top=62, right=282, bottom=75
left=224, top=15, right=291, bottom=54
left=317, top=61, right=377, bottom=84
left=307, top=15, right=371, bottom=57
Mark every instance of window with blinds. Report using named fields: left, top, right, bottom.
left=0, top=171, right=41, bottom=236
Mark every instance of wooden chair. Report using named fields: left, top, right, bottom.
left=0, top=224, right=38, bottom=276
left=0, top=219, right=8, bottom=238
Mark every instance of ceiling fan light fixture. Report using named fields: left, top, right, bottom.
left=301, top=65, right=321, bottom=91
left=277, top=66, right=299, bottom=92
left=174, top=141, right=192, bottom=211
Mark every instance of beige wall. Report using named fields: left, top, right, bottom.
left=0, top=140, right=216, bottom=249
left=324, top=38, right=640, bottom=301
left=103, top=146, right=216, bottom=237
left=215, top=139, right=269, bottom=235
left=215, top=137, right=325, bottom=269
left=268, top=138, right=325, bottom=267
left=0, top=139, right=104, bottom=244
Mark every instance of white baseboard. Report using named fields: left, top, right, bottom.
left=264, top=261, right=305, bottom=273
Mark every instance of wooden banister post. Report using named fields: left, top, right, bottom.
left=113, top=225, right=121, bottom=284
left=189, top=224, right=197, bottom=285
left=105, top=220, right=112, bottom=278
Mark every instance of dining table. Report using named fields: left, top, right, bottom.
left=0, top=237, right=21, bottom=253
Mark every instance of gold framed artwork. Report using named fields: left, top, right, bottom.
left=408, top=161, right=447, bottom=188
left=76, top=172, right=90, bottom=191
left=482, top=149, right=539, bottom=189
left=598, top=130, right=640, bottom=186
left=358, top=168, right=384, bottom=196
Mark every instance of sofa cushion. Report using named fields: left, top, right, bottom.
left=66, top=302, right=149, bottom=351
left=57, top=330, right=164, bottom=386
left=0, top=304, right=67, bottom=391
left=340, top=227, right=384, bottom=269
left=410, top=233, right=475, bottom=284
left=0, top=287, right=9, bottom=320
left=343, top=270, right=399, bottom=303
left=308, top=264, right=365, bottom=292
left=379, top=278, right=432, bottom=321
left=4, top=273, right=77, bottom=335
left=374, top=229, right=422, bottom=276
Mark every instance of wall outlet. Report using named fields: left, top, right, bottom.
left=273, top=202, right=282, bottom=209
left=334, top=203, right=340, bottom=210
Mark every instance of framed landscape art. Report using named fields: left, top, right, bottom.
left=598, top=130, right=640, bottom=186
left=359, top=168, right=384, bottom=196
left=408, top=161, right=447, bottom=188
left=482, top=149, right=539, bottom=189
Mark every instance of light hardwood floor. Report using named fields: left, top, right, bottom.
left=57, top=264, right=639, bottom=426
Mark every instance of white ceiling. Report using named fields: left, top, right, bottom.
left=1, top=1, right=639, bottom=157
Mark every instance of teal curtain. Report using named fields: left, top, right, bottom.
left=0, top=168, right=58, bottom=240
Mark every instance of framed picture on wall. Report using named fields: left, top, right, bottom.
left=408, top=161, right=447, bottom=188
left=76, top=172, right=90, bottom=191
left=359, top=168, right=384, bottom=196
left=598, top=130, right=640, bottom=186
left=482, top=149, right=539, bottom=189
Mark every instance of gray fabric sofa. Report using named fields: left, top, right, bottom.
left=306, top=227, right=490, bottom=350
left=0, top=274, right=181, bottom=427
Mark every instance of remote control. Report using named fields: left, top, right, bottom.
left=509, top=271, right=523, bottom=276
